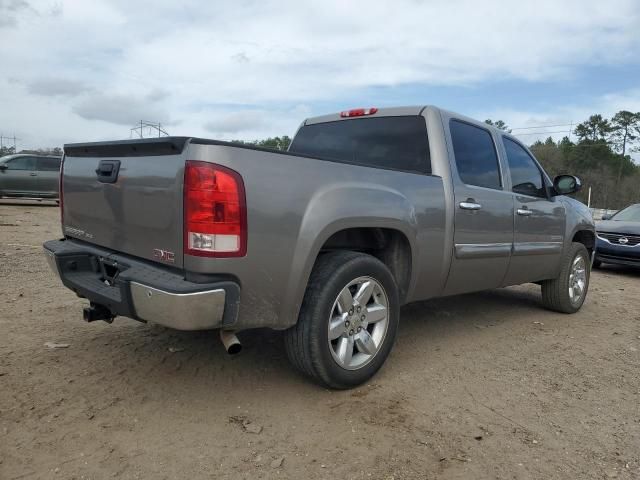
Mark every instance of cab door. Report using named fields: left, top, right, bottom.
left=36, top=157, right=61, bottom=196
left=500, top=137, right=565, bottom=285
left=443, top=119, right=514, bottom=296
left=0, top=156, right=36, bottom=194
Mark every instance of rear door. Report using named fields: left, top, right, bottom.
left=36, top=157, right=61, bottom=195
left=443, top=119, right=514, bottom=296
left=0, top=156, right=36, bottom=194
left=500, top=137, right=565, bottom=285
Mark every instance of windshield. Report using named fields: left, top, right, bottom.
left=611, top=204, right=640, bottom=222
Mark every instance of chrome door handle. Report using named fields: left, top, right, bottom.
left=517, top=208, right=532, bottom=216
left=459, top=201, right=482, bottom=210
left=29, top=172, right=37, bottom=176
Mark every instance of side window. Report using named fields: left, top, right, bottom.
left=503, top=138, right=546, bottom=198
left=450, top=120, right=501, bottom=189
left=5, top=156, right=35, bottom=170
left=37, top=157, right=61, bottom=171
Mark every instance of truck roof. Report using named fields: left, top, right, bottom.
left=304, top=106, right=429, bottom=125
left=302, top=105, right=501, bottom=134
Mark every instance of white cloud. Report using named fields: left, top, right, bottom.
left=72, top=91, right=171, bottom=126
left=204, top=111, right=268, bottom=134
left=0, top=0, right=639, bottom=148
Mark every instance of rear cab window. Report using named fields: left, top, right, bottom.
left=289, top=116, right=431, bottom=174
left=449, top=120, right=502, bottom=189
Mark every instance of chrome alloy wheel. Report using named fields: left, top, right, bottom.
left=327, top=276, right=389, bottom=370
left=568, top=255, right=587, bottom=304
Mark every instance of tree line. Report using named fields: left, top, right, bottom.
left=520, top=111, right=639, bottom=209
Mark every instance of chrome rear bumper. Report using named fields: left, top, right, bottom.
left=43, top=239, right=240, bottom=330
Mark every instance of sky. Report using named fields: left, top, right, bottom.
left=1, top=0, right=640, bottom=151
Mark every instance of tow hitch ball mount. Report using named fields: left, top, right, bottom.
left=83, top=303, right=114, bottom=324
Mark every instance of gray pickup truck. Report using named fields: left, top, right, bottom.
left=44, top=106, right=595, bottom=388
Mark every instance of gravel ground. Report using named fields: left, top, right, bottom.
left=1, top=199, right=639, bottom=480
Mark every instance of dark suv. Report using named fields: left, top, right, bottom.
left=0, top=154, right=61, bottom=200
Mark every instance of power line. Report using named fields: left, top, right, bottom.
left=510, top=123, right=574, bottom=131
left=514, top=130, right=572, bottom=136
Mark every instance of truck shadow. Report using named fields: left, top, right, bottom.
left=63, top=285, right=549, bottom=396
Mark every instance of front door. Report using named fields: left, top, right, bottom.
left=0, top=156, right=36, bottom=194
left=443, top=119, right=514, bottom=296
left=500, top=137, right=565, bottom=285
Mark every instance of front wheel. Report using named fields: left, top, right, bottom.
left=284, top=251, right=400, bottom=389
left=541, top=242, right=590, bottom=313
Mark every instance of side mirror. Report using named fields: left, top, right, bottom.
left=601, top=214, right=611, bottom=220
left=0, top=164, right=7, bottom=171
left=553, top=174, right=581, bottom=196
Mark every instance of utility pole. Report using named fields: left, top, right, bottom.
left=130, top=121, right=169, bottom=139
left=0, top=134, right=19, bottom=153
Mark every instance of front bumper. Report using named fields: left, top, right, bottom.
left=595, top=236, right=640, bottom=266
left=43, top=239, right=240, bottom=330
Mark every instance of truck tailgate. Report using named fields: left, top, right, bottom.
left=62, top=138, right=188, bottom=268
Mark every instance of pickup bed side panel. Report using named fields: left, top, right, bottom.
left=184, top=143, right=447, bottom=330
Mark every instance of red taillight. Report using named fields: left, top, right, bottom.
left=184, top=161, right=247, bottom=257
left=59, top=155, right=65, bottom=226
left=340, top=107, right=378, bottom=118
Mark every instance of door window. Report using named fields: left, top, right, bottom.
left=5, top=156, right=35, bottom=170
left=503, top=138, right=546, bottom=198
left=36, top=157, right=61, bottom=171
left=450, top=120, right=501, bottom=189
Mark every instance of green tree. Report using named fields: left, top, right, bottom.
left=232, top=136, right=292, bottom=151
left=573, top=114, right=611, bottom=142
left=255, top=136, right=291, bottom=150
left=609, top=110, right=640, bottom=197
left=484, top=119, right=511, bottom=133
left=0, top=145, right=16, bottom=157
left=610, top=110, right=640, bottom=157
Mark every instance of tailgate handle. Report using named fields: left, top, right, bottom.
left=95, top=160, right=121, bottom=184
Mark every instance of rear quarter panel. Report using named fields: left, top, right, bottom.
left=184, top=142, right=447, bottom=330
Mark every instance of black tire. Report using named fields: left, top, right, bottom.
left=541, top=242, right=590, bottom=313
left=284, top=251, right=400, bottom=389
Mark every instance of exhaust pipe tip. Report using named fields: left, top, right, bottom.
left=220, top=330, right=242, bottom=355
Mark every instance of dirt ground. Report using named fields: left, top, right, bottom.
left=1, top=199, right=639, bottom=480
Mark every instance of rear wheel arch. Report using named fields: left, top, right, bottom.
left=314, top=227, right=413, bottom=303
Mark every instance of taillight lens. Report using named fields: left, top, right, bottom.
left=184, top=161, right=247, bottom=257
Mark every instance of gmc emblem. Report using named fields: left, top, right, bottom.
left=153, top=249, right=175, bottom=263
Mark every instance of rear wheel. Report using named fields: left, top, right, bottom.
left=541, top=242, right=590, bottom=313
left=284, top=251, right=400, bottom=389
